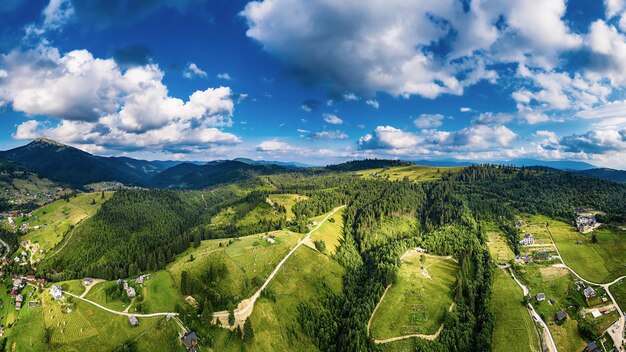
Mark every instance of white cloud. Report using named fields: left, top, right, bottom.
left=605, top=0, right=625, bottom=18
left=42, top=0, right=74, bottom=31
left=343, top=93, right=358, bottom=101
left=217, top=72, right=232, bottom=80
left=413, top=114, right=445, bottom=129
left=460, top=107, right=471, bottom=112
left=183, top=63, right=207, bottom=79
left=584, top=20, right=626, bottom=86
left=1, top=44, right=240, bottom=153
left=256, top=140, right=295, bottom=152
left=306, top=130, right=348, bottom=140
left=365, top=99, right=379, bottom=109
left=323, top=113, right=343, bottom=125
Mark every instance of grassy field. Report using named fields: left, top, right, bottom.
left=491, top=269, right=541, bottom=352
left=359, top=215, right=417, bottom=251
left=141, top=271, right=185, bottom=313
left=370, top=254, right=458, bottom=340
left=40, top=293, right=182, bottom=352
left=611, top=279, right=626, bottom=314
left=310, top=207, right=344, bottom=255
left=20, top=192, right=113, bottom=261
left=356, top=165, right=462, bottom=183
left=514, top=264, right=587, bottom=351
left=167, top=230, right=302, bottom=306
left=84, top=281, right=131, bottom=311
left=267, top=194, right=307, bottom=220
left=486, top=232, right=516, bottom=264
left=211, top=245, right=345, bottom=351
left=521, top=214, right=626, bottom=283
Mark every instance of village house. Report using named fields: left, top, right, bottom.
left=266, top=237, right=276, bottom=244
left=83, top=277, right=93, bottom=286
left=519, top=234, right=534, bottom=246
left=583, top=286, right=597, bottom=300
left=536, top=293, right=546, bottom=301
left=50, top=285, right=63, bottom=300
left=128, top=315, right=139, bottom=327
left=520, top=255, right=531, bottom=264
left=575, top=209, right=598, bottom=233
left=182, top=331, right=199, bottom=352
left=585, top=341, right=600, bottom=352
left=555, top=310, right=567, bottom=323
left=126, top=287, right=136, bottom=298
left=15, top=294, right=23, bottom=310
left=515, top=220, right=523, bottom=228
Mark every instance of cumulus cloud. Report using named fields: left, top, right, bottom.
left=183, top=63, right=207, bottom=79
left=559, top=129, right=626, bottom=154
left=413, top=114, right=445, bottom=129
left=300, top=99, right=320, bottom=112
left=323, top=113, right=343, bottom=125
left=256, top=140, right=295, bottom=152
left=1, top=44, right=240, bottom=153
left=460, top=107, right=472, bottom=112
left=242, top=0, right=582, bottom=99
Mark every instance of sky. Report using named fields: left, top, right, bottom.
left=2, top=0, right=626, bottom=168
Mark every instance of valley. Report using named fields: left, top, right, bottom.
left=0, top=141, right=625, bottom=351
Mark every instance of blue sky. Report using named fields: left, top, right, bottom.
left=2, top=0, right=626, bottom=168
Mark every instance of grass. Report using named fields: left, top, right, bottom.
left=84, top=281, right=131, bottom=311
left=491, top=269, right=541, bottom=352
left=514, top=264, right=587, bottom=352
left=486, top=232, right=516, bottom=264
left=266, top=194, right=307, bottom=220
left=360, top=215, right=418, bottom=251
left=5, top=305, right=48, bottom=352
left=167, top=230, right=302, bottom=305
left=141, top=271, right=185, bottom=313
left=40, top=293, right=182, bottom=351
left=20, top=192, right=113, bottom=261
left=57, top=280, right=86, bottom=296
left=370, top=254, right=458, bottom=339
left=522, top=214, right=626, bottom=283
left=310, top=207, right=344, bottom=255
left=610, top=279, right=626, bottom=314
left=356, top=165, right=462, bottom=183
left=211, top=245, right=345, bottom=351
left=237, top=202, right=282, bottom=227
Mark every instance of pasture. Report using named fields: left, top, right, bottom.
left=491, top=269, right=540, bottom=352
left=356, top=165, right=462, bottom=183
left=369, top=254, right=458, bottom=340
left=310, top=207, right=344, bottom=255
left=266, top=193, right=307, bottom=220
left=486, top=231, right=516, bottom=264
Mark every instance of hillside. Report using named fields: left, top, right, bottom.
left=150, top=160, right=288, bottom=189
left=578, top=168, right=626, bottom=182
left=0, top=139, right=173, bottom=187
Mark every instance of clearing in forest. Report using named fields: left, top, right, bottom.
left=369, top=254, right=458, bottom=340
left=266, top=193, right=308, bottom=220
left=309, top=207, right=344, bottom=255
left=356, top=165, right=462, bottom=182
left=486, top=232, right=515, bottom=264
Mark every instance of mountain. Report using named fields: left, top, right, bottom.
left=326, top=159, right=411, bottom=171
left=232, top=157, right=315, bottom=169
left=151, top=160, right=289, bottom=189
left=577, top=168, right=626, bottom=182
left=504, top=158, right=596, bottom=170
left=411, top=159, right=476, bottom=167
left=0, top=139, right=175, bottom=187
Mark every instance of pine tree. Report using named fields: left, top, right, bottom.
left=243, top=319, right=254, bottom=341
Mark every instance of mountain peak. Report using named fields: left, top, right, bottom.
left=31, top=138, right=67, bottom=147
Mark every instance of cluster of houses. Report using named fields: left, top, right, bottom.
left=116, top=274, right=150, bottom=298
left=575, top=209, right=599, bottom=233
left=519, top=233, right=534, bottom=246
left=10, top=275, right=46, bottom=309
left=262, top=232, right=277, bottom=244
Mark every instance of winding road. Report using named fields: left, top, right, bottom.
left=64, top=291, right=177, bottom=318
left=0, top=238, right=10, bottom=259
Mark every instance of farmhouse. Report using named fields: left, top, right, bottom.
left=83, top=277, right=93, bottom=286
left=519, top=234, right=534, bottom=246
left=50, top=285, right=63, bottom=300
left=15, top=294, right=23, bottom=309
left=266, top=237, right=276, bottom=244
left=126, top=287, right=136, bottom=298
left=575, top=210, right=598, bottom=233
left=515, top=220, right=523, bottom=228
left=583, top=286, right=597, bottom=300
left=520, top=255, right=531, bottom=264
left=536, top=293, right=545, bottom=301
left=585, top=341, right=601, bottom=352
left=182, top=331, right=199, bottom=352
left=128, top=315, right=139, bottom=327
left=28, top=300, right=39, bottom=308
left=555, top=310, right=567, bottom=322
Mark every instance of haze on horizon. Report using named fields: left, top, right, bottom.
left=1, top=0, right=626, bottom=168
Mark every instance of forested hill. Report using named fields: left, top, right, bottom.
left=150, top=160, right=289, bottom=189
left=326, top=158, right=411, bottom=171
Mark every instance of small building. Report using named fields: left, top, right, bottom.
left=549, top=298, right=555, bottom=304
left=519, top=234, right=534, bottom=246
left=515, top=220, right=523, bottom=228
left=28, top=300, right=39, bottom=308
left=116, top=279, right=123, bottom=285
left=0, top=326, right=4, bottom=336
left=128, top=315, right=139, bottom=327
left=585, top=341, right=600, bottom=352
left=591, top=310, right=602, bottom=318
left=576, top=240, right=583, bottom=245
left=50, top=285, right=63, bottom=300
left=15, top=294, right=23, bottom=310
left=583, top=286, right=597, bottom=300
left=126, top=287, right=136, bottom=298
left=182, top=331, right=199, bottom=352
left=83, top=277, right=93, bottom=286
left=555, top=310, right=567, bottom=322
left=25, top=275, right=35, bottom=281
left=536, top=293, right=545, bottom=301
left=266, top=237, right=276, bottom=244
left=521, top=255, right=531, bottom=264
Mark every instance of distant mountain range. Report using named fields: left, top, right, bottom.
left=1, top=139, right=625, bottom=188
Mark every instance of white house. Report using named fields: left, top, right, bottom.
left=50, top=285, right=63, bottom=300
left=519, top=234, right=534, bottom=246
